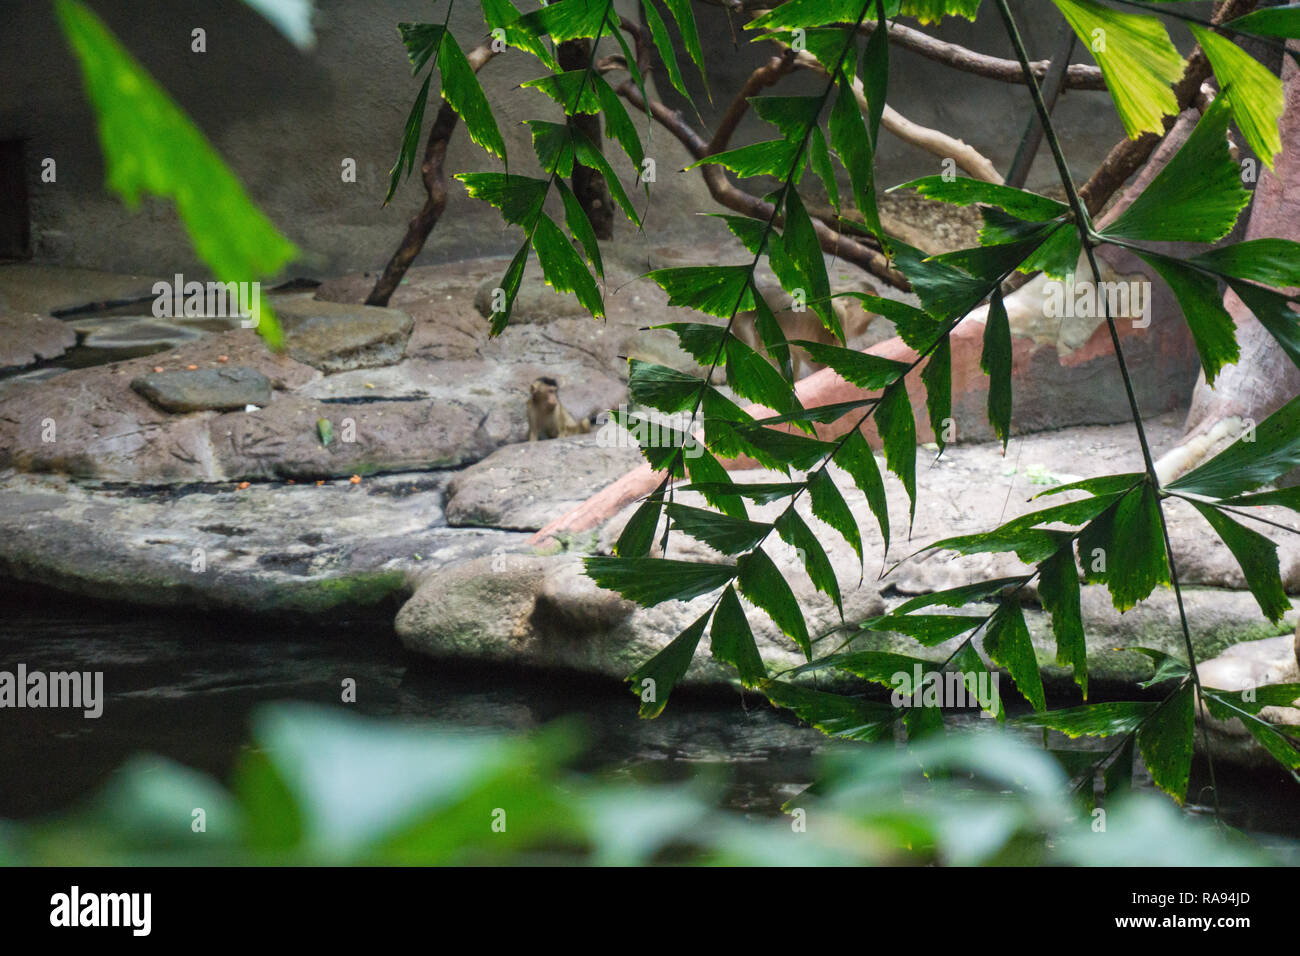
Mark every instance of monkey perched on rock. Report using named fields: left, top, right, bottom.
left=527, top=377, right=593, bottom=441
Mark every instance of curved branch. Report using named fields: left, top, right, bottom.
left=367, top=42, right=499, bottom=307
left=860, top=18, right=1106, bottom=90
left=790, top=49, right=1004, bottom=183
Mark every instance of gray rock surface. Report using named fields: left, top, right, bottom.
left=1196, top=635, right=1300, bottom=768
left=131, top=366, right=272, bottom=413
left=444, top=434, right=643, bottom=531
left=276, top=296, right=414, bottom=373
left=0, top=470, right=522, bottom=616
left=0, top=310, right=76, bottom=370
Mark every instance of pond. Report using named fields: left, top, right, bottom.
left=4, top=581, right=1299, bottom=862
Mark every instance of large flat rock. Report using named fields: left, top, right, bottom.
left=0, top=470, right=524, bottom=617
left=0, top=310, right=75, bottom=370
left=132, top=365, right=272, bottom=413
left=275, top=296, right=414, bottom=372
left=444, top=434, right=644, bottom=531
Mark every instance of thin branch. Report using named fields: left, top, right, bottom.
left=860, top=18, right=1106, bottom=90
left=611, top=74, right=909, bottom=288
left=367, top=40, right=498, bottom=307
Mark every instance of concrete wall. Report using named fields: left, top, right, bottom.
left=1, top=0, right=1136, bottom=279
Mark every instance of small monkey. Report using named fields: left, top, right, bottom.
left=527, top=377, right=593, bottom=440
left=732, top=279, right=881, bottom=380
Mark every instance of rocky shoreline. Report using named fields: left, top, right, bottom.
left=2, top=255, right=1298, bottom=765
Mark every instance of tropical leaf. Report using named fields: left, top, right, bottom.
left=574, top=127, right=641, bottom=224
left=774, top=510, right=843, bottom=616
left=788, top=341, right=908, bottom=390
left=1189, top=502, right=1291, bottom=623
left=807, top=468, right=864, bottom=571
left=457, top=172, right=548, bottom=225
left=1190, top=26, right=1284, bottom=169
left=737, top=549, right=811, bottom=658
left=689, top=140, right=801, bottom=179
left=531, top=213, right=603, bottom=319
left=1102, top=96, right=1250, bottom=244
left=726, top=334, right=803, bottom=414
left=685, top=447, right=750, bottom=520
left=387, top=71, right=433, bottom=205
left=1167, top=393, right=1300, bottom=498
left=890, top=242, right=989, bottom=321
left=981, top=287, right=1013, bottom=450
left=1015, top=700, right=1156, bottom=738
left=595, top=75, right=645, bottom=169
left=514, top=0, right=611, bottom=42
left=666, top=503, right=771, bottom=555
left=835, top=430, right=891, bottom=553
left=555, top=179, right=604, bottom=277
left=614, top=485, right=666, bottom=558
left=1135, top=251, right=1238, bottom=386
left=57, top=0, right=296, bottom=348
left=950, top=642, right=1004, bottom=721
left=1052, top=0, right=1184, bottom=138
left=584, top=556, right=737, bottom=606
left=859, top=613, right=982, bottom=646
left=784, top=190, right=838, bottom=335
left=808, top=128, right=840, bottom=213
left=1190, top=239, right=1300, bottom=288
left=646, top=266, right=754, bottom=319
left=438, top=30, right=507, bottom=160
left=828, top=77, right=881, bottom=239
left=1079, top=482, right=1169, bottom=612
left=711, top=586, right=767, bottom=687
left=894, top=577, right=1028, bottom=613
left=1227, top=5, right=1300, bottom=39
left=640, top=0, right=689, bottom=99
left=661, top=0, right=709, bottom=94
left=921, top=334, right=952, bottom=453
left=876, top=380, right=918, bottom=525
left=893, top=176, right=1068, bottom=221
left=1037, top=546, right=1088, bottom=698
left=760, top=680, right=898, bottom=741
left=982, top=602, right=1045, bottom=713
left=527, top=119, right=576, bottom=175
left=627, top=608, right=712, bottom=718
left=1137, top=681, right=1195, bottom=803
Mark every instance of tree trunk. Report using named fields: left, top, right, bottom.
left=558, top=39, right=614, bottom=240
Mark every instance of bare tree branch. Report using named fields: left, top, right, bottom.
left=367, top=43, right=498, bottom=307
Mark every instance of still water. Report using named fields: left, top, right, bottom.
left=3, top=583, right=1298, bottom=856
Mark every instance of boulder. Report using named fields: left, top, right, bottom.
left=395, top=550, right=885, bottom=686
left=1196, top=635, right=1300, bottom=768
left=0, top=310, right=75, bottom=370
left=444, top=435, right=644, bottom=531
left=131, top=366, right=272, bottom=413
left=275, top=296, right=414, bottom=372
left=0, top=470, right=524, bottom=617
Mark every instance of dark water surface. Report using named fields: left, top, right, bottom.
left=3, top=583, right=1299, bottom=857
left=0, top=585, right=825, bottom=822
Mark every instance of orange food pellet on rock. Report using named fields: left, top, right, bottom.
left=349, top=475, right=361, bottom=484
left=237, top=481, right=250, bottom=490
left=187, top=364, right=198, bottom=371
